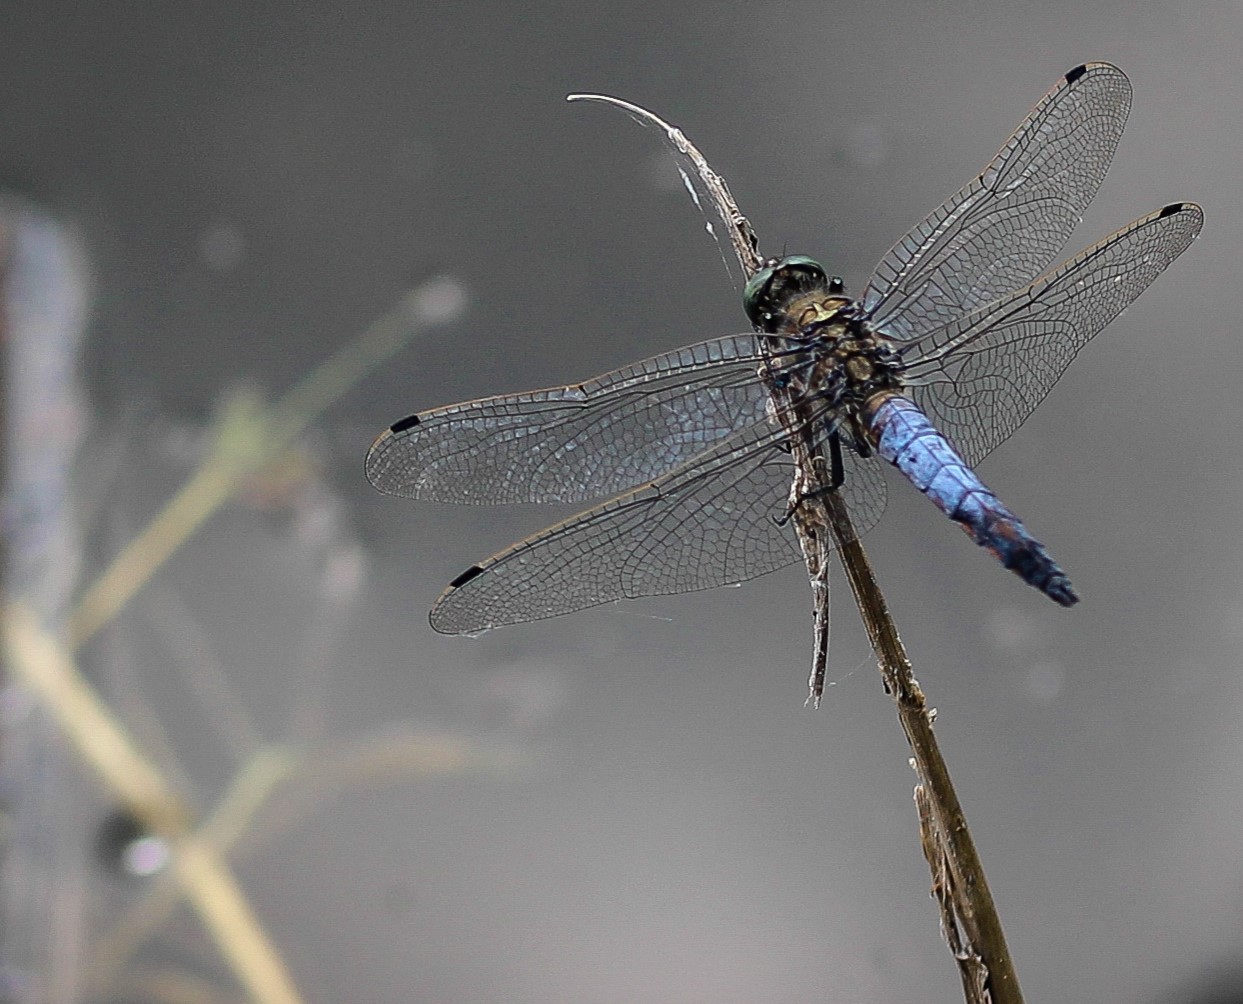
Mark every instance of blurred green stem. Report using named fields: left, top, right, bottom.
left=67, top=287, right=438, bottom=649
left=3, top=603, right=305, bottom=1004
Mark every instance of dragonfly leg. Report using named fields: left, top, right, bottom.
left=828, top=432, right=845, bottom=488
left=772, top=432, right=846, bottom=527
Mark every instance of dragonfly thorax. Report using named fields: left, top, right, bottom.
left=797, top=313, right=902, bottom=406
left=760, top=293, right=905, bottom=458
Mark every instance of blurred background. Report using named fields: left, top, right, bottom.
left=1, top=2, right=1240, bottom=1002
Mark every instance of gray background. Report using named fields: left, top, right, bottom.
left=3, top=2, right=1241, bottom=1002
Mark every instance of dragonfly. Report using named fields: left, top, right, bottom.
left=367, top=62, right=1200, bottom=654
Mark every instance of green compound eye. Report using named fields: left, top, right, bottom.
left=742, top=255, right=829, bottom=330
left=742, top=262, right=780, bottom=327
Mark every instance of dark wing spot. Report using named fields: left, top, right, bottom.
left=390, top=414, right=421, bottom=433
left=448, top=565, right=485, bottom=589
left=1065, top=63, right=1088, bottom=85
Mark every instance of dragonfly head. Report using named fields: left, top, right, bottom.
left=743, top=256, right=844, bottom=332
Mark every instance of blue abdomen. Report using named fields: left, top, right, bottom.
left=863, top=393, right=1078, bottom=607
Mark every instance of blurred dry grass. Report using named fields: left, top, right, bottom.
left=0, top=260, right=514, bottom=1003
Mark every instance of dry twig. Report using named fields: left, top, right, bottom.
left=572, top=93, right=1024, bottom=1003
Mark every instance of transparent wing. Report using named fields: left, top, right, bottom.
left=429, top=413, right=888, bottom=634
left=899, top=203, right=1203, bottom=468
left=365, top=335, right=778, bottom=504
left=862, top=62, right=1131, bottom=341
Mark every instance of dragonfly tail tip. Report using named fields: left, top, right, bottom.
left=1046, top=576, right=1080, bottom=607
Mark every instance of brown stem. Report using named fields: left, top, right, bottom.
left=823, top=488, right=1023, bottom=1004
left=577, top=92, right=1026, bottom=1002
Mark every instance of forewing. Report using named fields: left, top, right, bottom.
left=862, top=62, right=1131, bottom=341
left=365, top=335, right=772, bottom=504
left=900, top=203, right=1203, bottom=467
left=429, top=415, right=888, bottom=635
